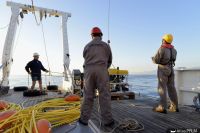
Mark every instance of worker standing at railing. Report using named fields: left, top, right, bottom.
left=25, top=53, right=49, bottom=91
left=79, top=27, right=114, bottom=126
left=152, top=34, right=179, bottom=114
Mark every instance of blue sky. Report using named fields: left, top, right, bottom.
left=0, top=0, right=200, bottom=75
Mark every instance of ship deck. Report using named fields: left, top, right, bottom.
left=1, top=90, right=200, bottom=133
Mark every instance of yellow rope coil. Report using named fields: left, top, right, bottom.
left=0, top=98, right=80, bottom=133
left=0, top=102, right=21, bottom=112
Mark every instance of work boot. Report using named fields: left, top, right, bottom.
left=104, top=119, right=115, bottom=127
left=153, top=105, right=167, bottom=114
left=78, top=118, right=88, bottom=126
left=168, top=104, right=179, bottom=112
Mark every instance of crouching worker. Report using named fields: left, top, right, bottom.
left=152, top=34, right=179, bottom=114
left=25, top=52, right=49, bottom=91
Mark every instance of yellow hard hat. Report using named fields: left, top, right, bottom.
left=162, top=34, right=173, bottom=43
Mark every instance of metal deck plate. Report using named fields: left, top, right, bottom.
left=52, top=122, right=93, bottom=133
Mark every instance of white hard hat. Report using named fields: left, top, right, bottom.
left=33, top=52, right=39, bottom=57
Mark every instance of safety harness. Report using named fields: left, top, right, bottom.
left=161, top=43, right=175, bottom=67
left=168, top=48, right=175, bottom=77
left=169, top=48, right=175, bottom=67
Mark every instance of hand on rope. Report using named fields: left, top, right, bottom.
left=45, top=70, right=49, bottom=73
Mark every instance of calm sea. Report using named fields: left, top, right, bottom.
left=128, top=74, right=158, bottom=98
left=8, top=74, right=158, bottom=98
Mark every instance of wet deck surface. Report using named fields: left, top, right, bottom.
left=1, top=90, right=200, bottom=133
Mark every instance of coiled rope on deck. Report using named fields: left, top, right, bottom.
left=96, top=95, right=144, bottom=133
left=0, top=102, right=21, bottom=112
left=100, top=118, right=144, bottom=133
left=0, top=98, right=80, bottom=133
left=117, top=118, right=144, bottom=132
